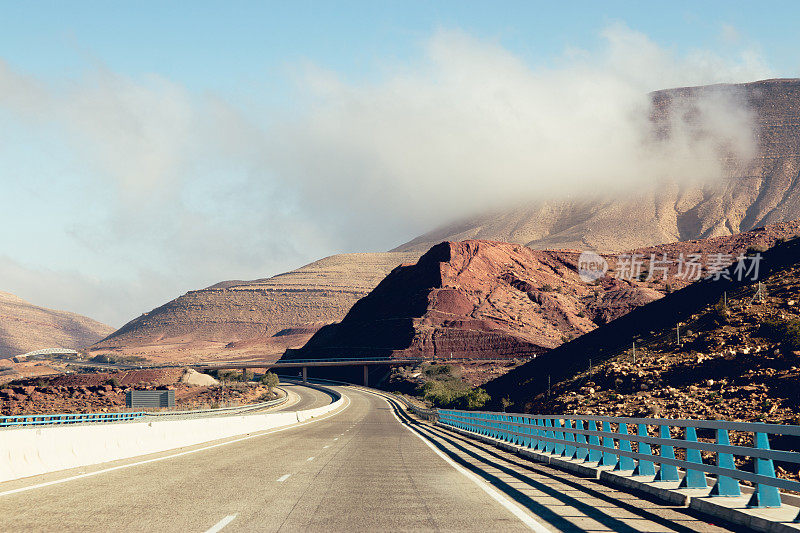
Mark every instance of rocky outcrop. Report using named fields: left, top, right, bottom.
left=0, top=291, right=113, bottom=358
left=395, top=79, right=800, bottom=253
left=288, top=241, right=662, bottom=360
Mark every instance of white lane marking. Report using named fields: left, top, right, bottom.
left=306, top=456, right=315, bottom=462
left=0, top=394, right=352, bottom=498
left=277, top=474, right=291, bottom=482
left=333, top=437, right=338, bottom=441
left=323, top=445, right=330, bottom=449
left=205, top=514, right=236, bottom=533
left=380, top=394, right=551, bottom=533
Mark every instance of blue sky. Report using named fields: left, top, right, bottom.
left=0, top=1, right=798, bottom=326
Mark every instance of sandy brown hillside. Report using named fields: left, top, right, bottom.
left=90, top=252, right=418, bottom=363
left=395, top=79, right=800, bottom=253
left=0, top=291, right=113, bottom=358
left=290, top=221, right=800, bottom=364
left=482, top=231, right=800, bottom=414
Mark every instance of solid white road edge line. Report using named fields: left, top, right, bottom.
left=277, top=474, right=291, bottom=482
left=379, top=393, right=551, bottom=533
left=0, top=393, right=351, bottom=497
left=205, top=514, right=236, bottom=533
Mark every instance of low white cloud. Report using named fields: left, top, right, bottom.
left=267, top=24, right=770, bottom=246
left=0, top=23, right=773, bottom=326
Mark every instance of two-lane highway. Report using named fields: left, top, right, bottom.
left=0, top=385, right=532, bottom=532
left=0, top=384, right=735, bottom=532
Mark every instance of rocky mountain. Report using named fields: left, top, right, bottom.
left=289, top=221, right=800, bottom=363
left=90, top=252, right=418, bottom=363
left=395, top=79, right=800, bottom=253
left=0, top=291, right=114, bottom=358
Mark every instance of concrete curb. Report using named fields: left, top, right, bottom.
left=0, top=382, right=344, bottom=483
left=436, top=422, right=800, bottom=532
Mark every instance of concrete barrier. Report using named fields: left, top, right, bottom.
left=0, top=384, right=344, bottom=483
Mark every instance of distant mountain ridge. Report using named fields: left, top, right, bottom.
left=0, top=291, right=113, bottom=358
left=395, top=78, right=800, bottom=253
left=90, top=252, right=419, bottom=362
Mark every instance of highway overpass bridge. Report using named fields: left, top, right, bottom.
left=190, top=357, right=427, bottom=386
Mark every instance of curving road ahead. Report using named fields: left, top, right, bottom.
left=0, top=385, right=734, bottom=532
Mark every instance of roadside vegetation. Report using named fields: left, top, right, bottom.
left=89, top=354, right=147, bottom=365
left=414, top=364, right=490, bottom=410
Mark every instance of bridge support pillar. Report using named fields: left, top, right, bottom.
left=302, top=366, right=308, bottom=384
left=363, top=365, right=369, bottom=386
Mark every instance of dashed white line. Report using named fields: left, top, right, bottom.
left=277, top=474, right=291, bottom=482
left=333, top=437, right=338, bottom=441
left=323, top=445, right=330, bottom=449
left=205, top=514, right=236, bottom=533
left=307, top=456, right=315, bottom=462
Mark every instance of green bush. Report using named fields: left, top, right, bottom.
left=423, top=364, right=453, bottom=378
left=417, top=379, right=490, bottom=410
left=261, top=371, right=279, bottom=392
left=90, top=354, right=147, bottom=365
left=759, top=317, right=800, bottom=351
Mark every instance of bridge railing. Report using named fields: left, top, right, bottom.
left=439, top=410, right=800, bottom=511
left=0, top=411, right=145, bottom=427
left=0, top=389, right=289, bottom=428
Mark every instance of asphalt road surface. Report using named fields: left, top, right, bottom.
left=0, top=385, right=736, bottom=532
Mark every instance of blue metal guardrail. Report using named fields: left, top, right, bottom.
left=0, top=389, right=290, bottom=428
left=439, top=410, right=800, bottom=514
left=0, top=411, right=145, bottom=427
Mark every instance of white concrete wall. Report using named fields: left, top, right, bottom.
left=0, top=387, right=343, bottom=483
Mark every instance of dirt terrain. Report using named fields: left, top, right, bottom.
left=89, top=252, right=419, bottom=363
left=395, top=79, right=800, bottom=253
left=0, top=367, right=276, bottom=416
left=290, top=221, right=800, bottom=362
left=0, top=290, right=114, bottom=358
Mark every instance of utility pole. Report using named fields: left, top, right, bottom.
left=676, top=324, right=680, bottom=346
left=632, top=341, right=636, bottom=364
left=547, top=375, right=551, bottom=398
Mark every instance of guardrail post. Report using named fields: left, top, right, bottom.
left=554, top=418, right=566, bottom=456
left=747, top=432, right=782, bottom=508
left=575, top=420, right=589, bottom=461
left=587, top=420, right=602, bottom=463
left=655, top=425, right=680, bottom=481
left=599, top=421, right=617, bottom=467
left=633, top=423, right=656, bottom=477
left=679, top=426, right=707, bottom=489
left=614, top=423, right=636, bottom=471
left=564, top=420, right=576, bottom=459
left=523, top=417, right=532, bottom=448
left=534, top=419, right=545, bottom=451
left=544, top=418, right=554, bottom=454
left=710, top=428, right=741, bottom=497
